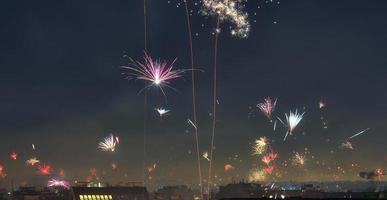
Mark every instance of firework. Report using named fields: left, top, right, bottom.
left=252, top=137, right=269, bottom=156
left=121, top=53, right=186, bottom=96
left=248, top=168, right=266, bottom=182
left=319, top=100, right=326, bottom=109
left=279, top=110, right=305, bottom=141
left=37, top=164, right=52, bottom=175
left=111, top=163, right=117, bottom=170
left=48, top=179, right=70, bottom=189
left=224, top=164, right=235, bottom=172
left=257, top=97, right=277, bottom=120
left=98, top=134, right=118, bottom=152
left=187, top=119, right=197, bottom=129
left=262, top=151, right=279, bottom=165
left=203, top=151, right=211, bottom=161
left=201, top=0, right=250, bottom=38
left=349, top=128, right=370, bottom=139
left=264, top=166, right=275, bottom=174
left=341, top=141, right=354, bottom=150
left=155, top=108, right=170, bottom=117
left=292, top=152, right=306, bottom=166
left=0, top=165, right=5, bottom=178
left=10, top=152, right=17, bottom=160
left=26, top=158, right=40, bottom=166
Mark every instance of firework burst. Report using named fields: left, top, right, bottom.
left=292, top=152, right=306, bottom=167
left=37, top=164, right=52, bottom=175
left=98, top=134, right=118, bottom=152
left=252, top=137, right=269, bottom=156
left=279, top=110, right=305, bottom=141
left=261, top=151, right=279, bottom=165
left=26, top=158, right=40, bottom=166
left=10, top=152, right=17, bottom=160
left=121, top=52, right=187, bottom=96
left=248, top=168, right=266, bottom=182
left=257, top=97, right=277, bottom=120
left=155, top=108, right=170, bottom=117
left=201, top=0, right=250, bottom=38
left=48, top=179, right=70, bottom=189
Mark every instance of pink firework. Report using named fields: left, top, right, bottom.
left=262, top=151, right=279, bottom=165
left=0, top=165, right=5, bottom=177
left=121, top=52, right=187, bottom=96
left=48, top=179, right=70, bottom=189
left=10, top=152, right=17, bottom=160
left=257, top=97, right=277, bottom=120
left=37, top=164, right=52, bottom=175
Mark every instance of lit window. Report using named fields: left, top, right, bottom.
left=80, top=195, right=84, bottom=200
left=109, top=195, right=112, bottom=200
left=104, top=195, right=108, bottom=199
left=88, top=195, right=92, bottom=199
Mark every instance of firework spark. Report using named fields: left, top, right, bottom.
left=264, top=166, right=275, bottom=174
left=10, top=152, right=17, bottom=160
left=48, top=179, right=70, bottom=189
left=248, top=168, right=266, bottom=182
left=224, top=164, right=235, bottom=172
left=121, top=53, right=186, bottom=96
left=292, top=152, right=306, bottom=167
left=203, top=151, right=211, bottom=161
left=279, top=110, right=305, bottom=141
left=37, top=164, right=52, bottom=175
left=341, top=141, right=354, bottom=150
left=201, top=0, right=250, bottom=38
left=319, top=100, right=326, bottom=109
left=26, top=158, right=40, bottom=166
left=349, top=128, right=370, bottom=139
left=98, top=134, right=118, bottom=152
left=257, top=97, right=277, bottom=120
left=262, top=151, right=279, bottom=165
left=252, top=137, right=269, bottom=156
left=0, top=165, right=5, bottom=178
left=155, top=108, right=170, bottom=117
left=187, top=119, right=197, bottom=129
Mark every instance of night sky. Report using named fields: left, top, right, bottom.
left=1, top=0, right=387, bottom=189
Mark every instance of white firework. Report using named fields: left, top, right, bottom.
left=278, top=110, right=305, bottom=141
left=98, top=134, right=118, bottom=152
left=201, top=0, right=250, bottom=38
left=155, top=108, right=170, bottom=117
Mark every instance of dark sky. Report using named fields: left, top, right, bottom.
left=0, top=0, right=387, bottom=189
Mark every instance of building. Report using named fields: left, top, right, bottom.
left=12, top=187, right=71, bottom=200
left=154, top=186, right=194, bottom=200
left=72, top=186, right=149, bottom=200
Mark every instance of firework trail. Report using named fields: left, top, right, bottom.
left=184, top=1, right=203, bottom=198
left=155, top=108, right=170, bottom=117
left=201, top=0, right=250, bottom=38
left=187, top=119, right=197, bottom=130
left=26, top=158, right=40, bottom=166
left=98, top=134, right=118, bottom=152
left=207, top=17, right=221, bottom=196
left=349, top=128, right=370, bottom=139
left=278, top=110, right=305, bottom=141
left=48, top=179, right=70, bottom=189
left=252, top=137, right=269, bottom=156
left=257, top=97, right=277, bottom=120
